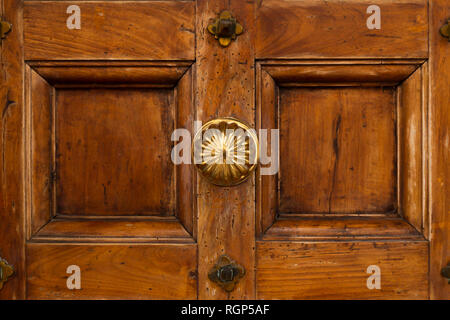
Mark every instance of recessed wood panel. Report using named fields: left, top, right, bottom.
left=279, top=87, right=396, bottom=214
left=27, top=244, right=197, bottom=299
left=256, top=0, right=428, bottom=59
left=24, top=1, right=195, bottom=60
left=56, top=88, right=175, bottom=216
left=257, top=241, right=429, bottom=299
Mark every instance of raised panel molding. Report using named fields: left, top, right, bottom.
left=256, top=60, right=428, bottom=241
left=25, top=62, right=195, bottom=242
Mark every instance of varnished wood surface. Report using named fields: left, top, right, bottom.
left=176, top=68, right=196, bottom=236
left=26, top=63, right=196, bottom=236
left=196, top=0, right=256, bottom=299
left=0, top=0, right=26, bottom=299
left=257, top=61, right=426, bottom=234
left=429, top=0, right=450, bottom=299
left=1, top=0, right=447, bottom=300
left=28, top=68, right=53, bottom=235
left=56, top=88, right=175, bottom=216
left=32, top=65, right=190, bottom=86
left=27, top=244, right=197, bottom=299
left=256, top=67, right=278, bottom=235
left=279, top=87, right=397, bottom=214
left=256, top=0, right=428, bottom=59
left=24, top=1, right=195, bottom=60
left=33, top=217, right=194, bottom=242
left=257, top=241, right=429, bottom=299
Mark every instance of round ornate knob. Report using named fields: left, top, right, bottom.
left=192, top=118, right=258, bottom=186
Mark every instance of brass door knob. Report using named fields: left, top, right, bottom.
left=192, top=118, right=258, bottom=186
left=208, top=255, right=245, bottom=292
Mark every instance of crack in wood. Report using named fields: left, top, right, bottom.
left=328, top=114, right=341, bottom=214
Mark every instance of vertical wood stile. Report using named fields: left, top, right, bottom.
left=196, top=0, right=256, bottom=299
left=0, top=0, right=25, bottom=299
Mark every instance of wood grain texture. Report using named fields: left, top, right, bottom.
left=176, top=68, right=196, bottom=236
left=256, top=0, right=428, bottom=59
left=263, top=216, right=422, bottom=240
left=398, top=67, right=424, bottom=233
left=26, top=244, right=197, bottom=299
left=196, top=0, right=255, bottom=299
left=2, top=0, right=444, bottom=300
left=24, top=1, right=195, bottom=60
left=0, top=0, right=26, bottom=299
left=257, top=62, right=426, bottom=237
left=32, top=65, right=189, bottom=86
left=279, top=87, right=397, bottom=214
left=56, top=88, right=175, bottom=216
left=429, top=0, right=450, bottom=299
left=256, top=68, right=278, bottom=235
left=264, top=64, right=418, bottom=85
left=257, top=241, right=429, bottom=299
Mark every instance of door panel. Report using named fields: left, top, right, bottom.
left=20, top=1, right=196, bottom=299
left=27, top=244, right=197, bottom=299
left=256, top=60, right=429, bottom=298
left=255, top=0, right=431, bottom=298
left=26, top=62, right=195, bottom=238
left=24, top=1, right=195, bottom=60
left=429, top=0, right=450, bottom=299
left=0, top=0, right=25, bottom=300
left=257, top=61, right=427, bottom=233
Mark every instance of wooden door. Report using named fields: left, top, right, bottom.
left=0, top=0, right=448, bottom=300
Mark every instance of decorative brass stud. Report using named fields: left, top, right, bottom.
left=441, top=263, right=450, bottom=284
left=0, top=20, right=12, bottom=40
left=192, top=118, right=258, bottom=187
left=0, top=257, right=14, bottom=290
left=207, top=11, right=243, bottom=47
left=440, top=19, right=450, bottom=41
left=208, top=255, right=245, bottom=292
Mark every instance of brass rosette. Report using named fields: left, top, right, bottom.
left=192, top=118, right=258, bottom=186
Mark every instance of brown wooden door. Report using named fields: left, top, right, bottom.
left=0, top=0, right=449, bottom=299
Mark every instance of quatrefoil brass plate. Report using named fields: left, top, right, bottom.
left=192, top=118, right=258, bottom=187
